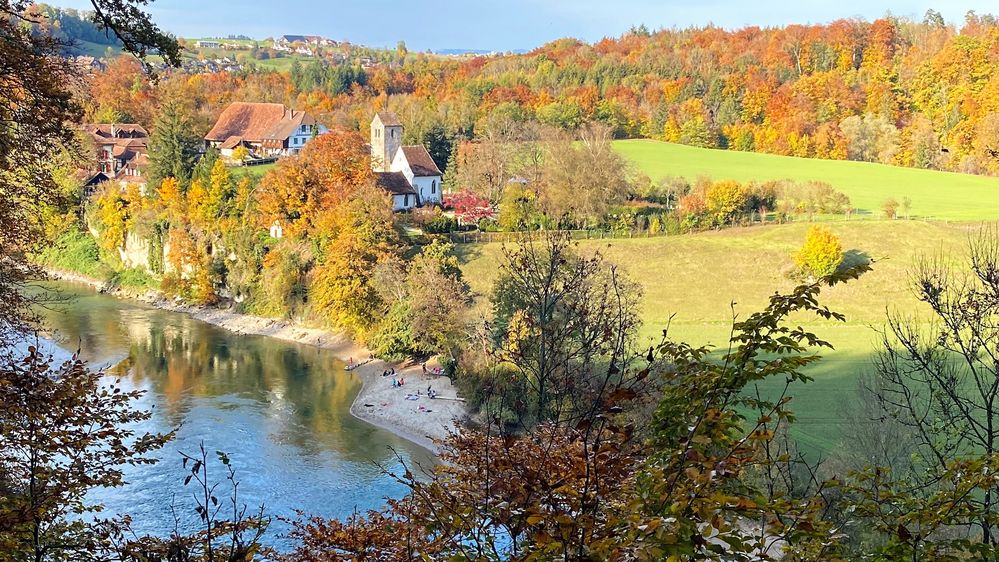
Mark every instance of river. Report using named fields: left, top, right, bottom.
left=35, top=281, right=435, bottom=548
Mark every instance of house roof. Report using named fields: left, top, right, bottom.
left=375, top=171, right=416, bottom=196
left=374, top=111, right=402, bottom=127
left=80, top=171, right=109, bottom=186
left=87, top=123, right=148, bottom=138
left=205, top=102, right=315, bottom=144
left=400, top=145, right=442, bottom=177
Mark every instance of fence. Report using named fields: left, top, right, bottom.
left=444, top=213, right=916, bottom=245
left=447, top=229, right=664, bottom=244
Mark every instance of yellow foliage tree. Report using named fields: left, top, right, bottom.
left=186, top=179, right=209, bottom=226
left=794, top=225, right=844, bottom=278
left=93, top=187, right=127, bottom=253
left=705, top=180, right=746, bottom=225
left=309, top=184, right=399, bottom=338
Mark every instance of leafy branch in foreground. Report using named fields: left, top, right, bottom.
left=107, top=443, right=272, bottom=562
left=0, top=348, right=172, bottom=561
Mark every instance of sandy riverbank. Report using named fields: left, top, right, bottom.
left=44, top=269, right=466, bottom=453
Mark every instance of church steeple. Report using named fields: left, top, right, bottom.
left=370, top=111, right=403, bottom=172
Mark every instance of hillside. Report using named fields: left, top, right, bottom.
left=615, top=139, right=999, bottom=220
left=457, top=220, right=979, bottom=455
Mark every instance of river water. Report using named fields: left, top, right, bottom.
left=36, top=282, right=434, bottom=548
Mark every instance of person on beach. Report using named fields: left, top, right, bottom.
left=422, top=362, right=427, bottom=374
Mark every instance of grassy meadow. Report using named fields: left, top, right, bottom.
left=456, top=220, right=982, bottom=456
left=613, top=139, right=999, bottom=220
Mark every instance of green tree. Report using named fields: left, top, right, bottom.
left=147, top=91, right=202, bottom=186
left=406, top=240, right=470, bottom=361
left=490, top=233, right=641, bottom=424
left=679, top=115, right=717, bottom=148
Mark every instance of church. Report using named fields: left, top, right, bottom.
left=370, top=112, right=443, bottom=211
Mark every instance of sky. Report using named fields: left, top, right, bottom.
left=55, top=0, right=995, bottom=52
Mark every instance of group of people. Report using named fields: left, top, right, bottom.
left=391, top=377, right=406, bottom=387
left=381, top=367, right=397, bottom=377
left=421, top=363, right=444, bottom=376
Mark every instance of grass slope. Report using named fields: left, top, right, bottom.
left=614, top=139, right=999, bottom=220
left=456, top=220, right=981, bottom=456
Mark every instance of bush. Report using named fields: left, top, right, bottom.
left=34, top=227, right=114, bottom=280
left=882, top=197, right=899, bottom=219
left=107, top=268, right=157, bottom=291
left=369, top=301, right=415, bottom=361
left=794, top=225, right=844, bottom=278
left=410, top=207, right=459, bottom=234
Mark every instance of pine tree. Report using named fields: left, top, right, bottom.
left=147, top=93, right=201, bottom=186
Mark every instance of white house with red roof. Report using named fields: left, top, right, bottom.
left=205, top=102, right=327, bottom=158
left=369, top=111, right=443, bottom=211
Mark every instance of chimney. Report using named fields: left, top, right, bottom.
left=110, top=123, right=117, bottom=137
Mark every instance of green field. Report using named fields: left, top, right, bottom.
left=456, top=220, right=982, bottom=456
left=614, top=139, right=999, bottom=220
left=234, top=162, right=277, bottom=178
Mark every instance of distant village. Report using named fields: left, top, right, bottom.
left=82, top=103, right=442, bottom=217
left=72, top=31, right=509, bottom=77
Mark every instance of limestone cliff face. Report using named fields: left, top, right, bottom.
left=118, top=231, right=151, bottom=270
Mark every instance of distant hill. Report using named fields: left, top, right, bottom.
left=434, top=48, right=528, bottom=56
left=26, top=3, right=123, bottom=56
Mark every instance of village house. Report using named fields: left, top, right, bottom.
left=273, top=34, right=337, bottom=50
left=82, top=123, right=149, bottom=193
left=195, top=40, right=221, bottom=49
left=205, top=102, right=327, bottom=158
left=370, top=112, right=443, bottom=211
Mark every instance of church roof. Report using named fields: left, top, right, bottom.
left=400, top=145, right=442, bottom=177
left=375, top=171, right=416, bottom=196
left=206, top=102, right=315, bottom=143
left=375, top=111, right=402, bottom=127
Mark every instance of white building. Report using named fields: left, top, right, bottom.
left=370, top=111, right=443, bottom=211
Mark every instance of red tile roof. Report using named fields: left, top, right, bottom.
left=400, top=145, right=442, bottom=176
left=87, top=123, right=148, bottom=138
left=205, top=102, right=315, bottom=143
left=375, top=171, right=416, bottom=195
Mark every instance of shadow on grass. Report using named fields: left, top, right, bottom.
left=840, top=249, right=873, bottom=272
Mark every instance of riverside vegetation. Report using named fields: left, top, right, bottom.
left=7, top=0, right=999, bottom=559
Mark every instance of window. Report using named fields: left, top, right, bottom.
left=390, top=129, right=395, bottom=138
left=404, top=194, right=410, bottom=206
left=431, top=180, right=436, bottom=194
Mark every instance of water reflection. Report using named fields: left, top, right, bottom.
left=38, top=282, right=434, bottom=547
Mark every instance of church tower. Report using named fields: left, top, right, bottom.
left=370, top=111, right=403, bottom=172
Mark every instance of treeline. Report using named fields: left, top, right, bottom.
left=25, top=3, right=124, bottom=50
left=80, top=10, right=999, bottom=178
left=440, top=122, right=855, bottom=235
